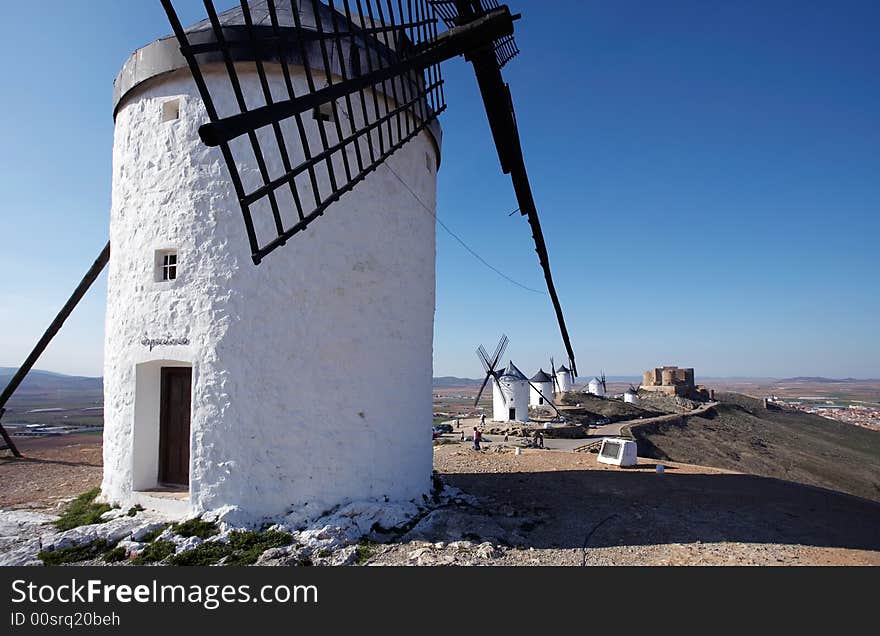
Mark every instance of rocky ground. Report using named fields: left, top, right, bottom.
left=366, top=444, right=880, bottom=566
left=1, top=434, right=878, bottom=566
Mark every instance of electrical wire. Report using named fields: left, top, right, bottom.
left=383, top=159, right=545, bottom=295
left=331, top=100, right=544, bottom=295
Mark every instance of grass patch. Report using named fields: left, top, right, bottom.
left=167, top=529, right=295, bottom=567
left=167, top=542, right=231, bottom=566
left=103, top=547, right=128, bottom=563
left=171, top=518, right=219, bottom=539
left=354, top=538, right=379, bottom=566
left=137, top=526, right=167, bottom=544
left=132, top=540, right=175, bottom=565
left=126, top=505, right=144, bottom=517
left=317, top=548, right=332, bottom=558
left=53, top=488, right=112, bottom=531
left=39, top=539, right=112, bottom=566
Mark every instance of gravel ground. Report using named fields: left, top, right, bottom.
left=368, top=444, right=880, bottom=566
left=3, top=434, right=878, bottom=566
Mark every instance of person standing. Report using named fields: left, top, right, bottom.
left=480, top=412, right=486, bottom=427
left=473, top=427, right=482, bottom=451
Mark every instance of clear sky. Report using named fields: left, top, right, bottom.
left=0, top=1, right=877, bottom=380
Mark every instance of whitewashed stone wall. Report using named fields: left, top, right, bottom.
left=103, top=64, right=439, bottom=524
left=555, top=370, right=573, bottom=393
left=491, top=377, right=529, bottom=422
left=529, top=380, right=554, bottom=407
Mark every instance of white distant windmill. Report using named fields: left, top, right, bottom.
left=588, top=371, right=607, bottom=397
left=624, top=383, right=641, bottom=404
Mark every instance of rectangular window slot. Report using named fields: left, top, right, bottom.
left=426, top=153, right=432, bottom=172
left=155, top=249, right=178, bottom=282
left=162, top=99, right=180, bottom=122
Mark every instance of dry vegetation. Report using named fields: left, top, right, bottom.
left=629, top=392, right=880, bottom=502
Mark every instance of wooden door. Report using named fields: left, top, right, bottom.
left=159, top=367, right=191, bottom=486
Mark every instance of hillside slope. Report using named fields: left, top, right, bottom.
left=630, top=392, right=880, bottom=502
left=0, top=368, right=102, bottom=394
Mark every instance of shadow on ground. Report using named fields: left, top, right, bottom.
left=438, top=469, right=880, bottom=552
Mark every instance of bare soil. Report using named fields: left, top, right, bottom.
left=0, top=434, right=103, bottom=509
left=369, top=444, right=880, bottom=565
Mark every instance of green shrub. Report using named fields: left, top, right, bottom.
left=171, top=518, right=219, bottom=539
left=103, top=547, right=128, bottom=563
left=132, top=540, right=175, bottom=565
left=137, top=526, right=168, bottom=544
left=167, top=542, right=232, bottom=566
left=167, top=529, right=294, bottom=566
left=126, top=505, right=145, bottom=517
left=354, top=538, right=378, bottom=565
left=53, top=489, right=112, bottom=531
left=39, top=539, right=111, bottom=566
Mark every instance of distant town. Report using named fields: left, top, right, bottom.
left=767, top=396, right=880, bottom=432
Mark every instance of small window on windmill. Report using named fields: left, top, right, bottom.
left=155, top=249, right=178, bottom=282
left=312, top=103, right=334, bottom=124
left=162, top=98, right=180, bottom=122
left=426, top=153, right=432, bottom=173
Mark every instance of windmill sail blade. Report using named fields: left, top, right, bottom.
left=161, top=0, right=577, bottom=371
left=476, top=345, right=491, bottom=372
left=473, top=371, right=491, bottom=408
left=430, top=1, right=519, bottom=68
left=161, top=0, right=449, bottom=264
left=471, top=70, right=577, bottom=376
left=438, top=1, right=576, bottom=376
left=493, top=372, right=507, bottom=405
left=525, top=378, right=560, bottom=418
left=493, top=333, right=509, bottom=367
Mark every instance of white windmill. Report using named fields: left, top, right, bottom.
left=0, top=1, right=579, bottom=526
left=529, top=369, right=554, bottom=407
left=624, top=384, right=641, bottom=404
left=588, top=372, right=607, bottom=397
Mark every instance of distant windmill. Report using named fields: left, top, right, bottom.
left=624, top=383, right=641, bottom=404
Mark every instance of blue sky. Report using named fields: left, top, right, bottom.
left=0, top=1, right=877, bottom=379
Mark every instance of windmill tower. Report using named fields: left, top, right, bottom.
left=23, top=0, right=587, bottom=524
left=102, top=1, right=443, bottom=521
left=492, top=362, right=529, bottom=422
left=624, top=384, right=640, bottom=404
left=555, top=363, right=574, bottom=393
left=588, top=373, right=607, bottom=397
left=529, top=369, right=554, bottom=407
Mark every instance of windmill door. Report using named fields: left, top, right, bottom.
left=509, top=407, right=516, bottom=421
left=159, top=367, right=191, bottom=486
